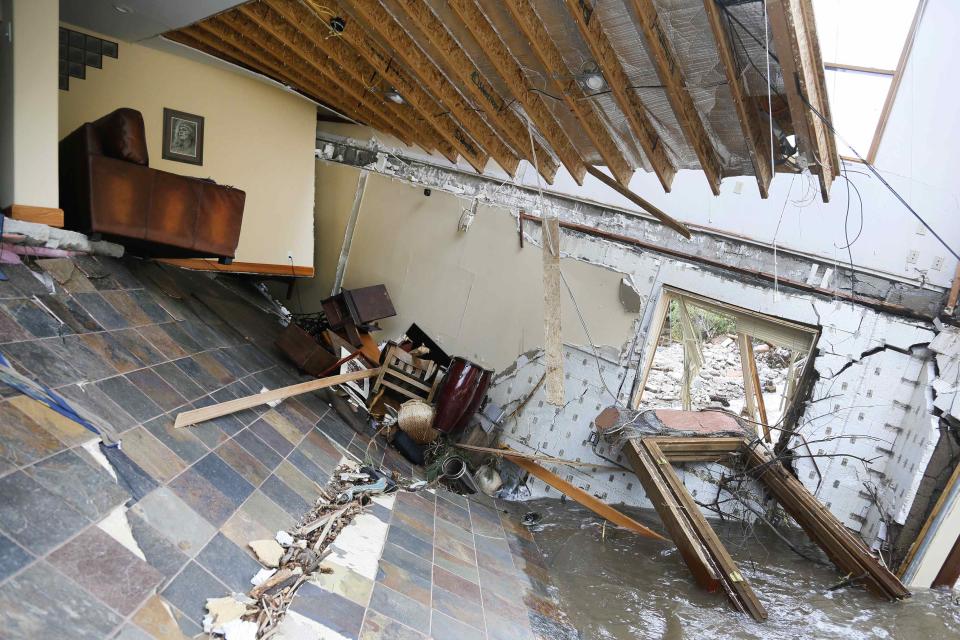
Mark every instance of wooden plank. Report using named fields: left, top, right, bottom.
left=824, top=62, right=895, bottom=76
left=944, top=263, right=960, bottom=316
left=627, top=0, right=723, bottom=195
left=563, top=0, right=676, bottom=192
left=233, top=3, right=435, bottom=152
left=446, top=0, right=587, bottom=184
left=391, top=0, right=559, bottom=184
left=157, top=258, right=313, bottom=277
left=542, top=216, right=563, bottom=405
left=3, top=205, right=64, bottom=228
left=767, top=0, right=838, bottom=201
left=899, top=460, right=960, bottom=577
left=624, top=440, right=721, bottom=590
left=174, top=369, right=380, bottom=428
left=269, top=0, right=486, bottom=171
left=505, top=451, right=668, bottom=541
left=702, top=0, right=773, bottom=198
left=931, top=530, right=960, bottom=588
left=745, top=340, right=771, bottom=442
left=644, top=440, right=767, bottom=621
left=585, top=165, right=691, bottom=239
left=345, top=0, right=520, bottom=178
left=503, top=0, right=634, bottom=187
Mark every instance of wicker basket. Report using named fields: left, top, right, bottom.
left=398, top=400, right=440, bottom=445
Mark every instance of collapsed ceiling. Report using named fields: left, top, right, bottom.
left=165, top=0, right=839, bottom=200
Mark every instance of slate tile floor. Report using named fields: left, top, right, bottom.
left=0, top=255, right=577, bottom=639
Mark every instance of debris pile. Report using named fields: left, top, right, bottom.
left=202, top=461, right=410, bottom=639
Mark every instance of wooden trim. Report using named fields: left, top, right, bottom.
left=703, top=0, right=773, bottom=198
left=823, top=62, right=895, bottom=76
left=767, top=0, right=838, bottom=202
left=867, top=0, right=927, bottom=164
left=391, top=0, right=560, bottom=184
left=270, top=0, right=481, bottom=170
left=345, top=0, right=521, bottom=177
left=504, top=451, right=668, bottom=541
left=175, top=369, right=379, bottom=428
left=504, top=0, right=634, bottom=187
left=931, top=529, right=960, bottom=588
left=563, top=1, right=676, bottom=192
left=3, top=205, right=64, bottom=228
left=446, top=0, right=587, bottom=184
left=898, top=461, right=960, bottom=577
left=236, top=2, right=440, bottom=155
left=945, top=263, right=960, bottom=316
left=628, top=0, right=723, bottom=195
left=584, top=165, right=690, bottom=238
left=157, top=258, right=314, bottom=278
left=745, top=340, right=771, bottom=442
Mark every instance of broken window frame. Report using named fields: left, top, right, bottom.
left=629, top=286, right=821, bottom=440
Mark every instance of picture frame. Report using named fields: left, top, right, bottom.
left=161, top=108, right=204, bottom=165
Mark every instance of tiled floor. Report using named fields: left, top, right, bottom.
left=0, top=255, right=577, bottom=639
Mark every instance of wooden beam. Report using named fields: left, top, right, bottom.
left=156, top=258, right=314, bottom=278
left=562, top=0, right=676, bottom=192
left=3, top=205, right=63, bottom=227
left=584, top=165, right=691, bottom=239
left=446, top=0, right=587, bottom=185
left=182, top=22, right=412, bottom=146
left=744, top=340, right=771, bottom=442
left=175, top=369, right=380, bottom=428
left=702, top=0, right=773, bottom=198
left=391, top=0, right=560, bottom=184
left=269, top=0, right=488, bottom=172
left=343, top=0, right=521, bottom=178
left=503, top=0, right=634, bottom=187
left=171, top=27, right=403, bottom=143
left=767, top=0, right=838, bottom=201
left=867, top=0, right=926, bottom=163
left=237, top=2, right=446, bottom=157
left=627, top=0, right=723, bottom=195
left=824, top=62, right=895, bottom=76
left=504, top=451, right=668, bottom=541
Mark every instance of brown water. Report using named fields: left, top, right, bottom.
left=522, top=499, right=960, bottom=640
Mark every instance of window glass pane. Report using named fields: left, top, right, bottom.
left=823, top=69, right=891, bottom=155
left=813, top=0, right=918, bottom=69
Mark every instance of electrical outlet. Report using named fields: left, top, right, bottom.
left=906, top=250, right=919, bottom=265
left=932, top=256, right=944, bottom=271
left=916, top=222, right=927, bottom=235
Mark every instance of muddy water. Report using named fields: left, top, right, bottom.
left=523, top=499, right=960, bottom=640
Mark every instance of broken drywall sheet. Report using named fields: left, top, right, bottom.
left=930, top=324, right=960, bottom=419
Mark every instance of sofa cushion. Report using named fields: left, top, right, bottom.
left=91, top=108, right=149, bottom=166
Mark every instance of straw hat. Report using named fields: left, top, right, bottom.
left=397, top=400, right=440, bottom=445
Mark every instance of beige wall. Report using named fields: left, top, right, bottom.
left=1, top=0, right=59, bottom=209
left=58, top=29, right=316, bottom=266
left=309, top=162, right=637, bottom=371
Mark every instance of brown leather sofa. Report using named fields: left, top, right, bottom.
left=59, top=108, right=245, bottom=259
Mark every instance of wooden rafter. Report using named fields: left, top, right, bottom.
left=446, top=0, right=587, bottom=185
left=342, top=0, right=521, bottom=178
left=703, top=0, right=773, bottom=198
left=268, top=0, right=489, bottom=173
left=171, top=26, right=407, bottom=144
left=391, top=0, right=561, bottom=184
left=767, top=0, right=838, bottom=201
left=627, top=0, right=723, bottom=195
left=504, top=0, right=634, bottom=187
left=563, top=0, right=676, bottom=193
left=237, top=1, right=449, bottom=158
left=197, top=15, right=416, bottom=148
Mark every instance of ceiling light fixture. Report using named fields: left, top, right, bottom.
left=113, top=4, right=133, bottom=13
left=583, top=73, right=605, bottom=91
left=385, top=89, right=404, bottom=104
left=578, top=63, right=607, bottom=92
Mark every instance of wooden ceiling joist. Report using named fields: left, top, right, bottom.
left=171, top=26, right=388, bottom=138
left=767, top=0, right=838, bottom=202
left=268, top=0, right=489, bottom=173
left=703, top=0, right=773, bottom=198
left=231, top=3, right=435, bottom=152
left=200, top=15, right=416, bottom=148
left=391, top=0, right=560, bottom=184
left=563, top=0, right=676, bottom=193
left=343, top=0, right=522, bottom=178
left=446, top=0, right=587, bottom=185
left=627, top=0, right=724, bottom=195
left=504, top=0, right=635, bottom=187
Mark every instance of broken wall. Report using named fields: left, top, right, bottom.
left=306, top=163, right=637, bottom=371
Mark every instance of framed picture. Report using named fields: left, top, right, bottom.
left=161, top=108, right=204, bottom=165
